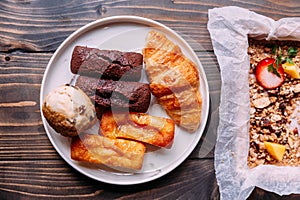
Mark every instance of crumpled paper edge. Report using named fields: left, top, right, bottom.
left=207, top=6, right=300, bottom=200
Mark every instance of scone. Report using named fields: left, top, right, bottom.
left=42, top=84, right=97, bottom=137
left=143, top=30, right=202, bottom=132
left=100, top=112, right=175, bottom=148
left=71, top=134, right=146, bottom=170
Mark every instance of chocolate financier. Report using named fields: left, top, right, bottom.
left=76, top=76, right=151, bottom=113
left=71, top=46, right=143, bottom=81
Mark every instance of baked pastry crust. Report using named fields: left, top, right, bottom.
left=71, top=134, right=145, bottom=170
left=100, top=112, right=175, bottom=147
left=143, top=30, right=202, bottom=132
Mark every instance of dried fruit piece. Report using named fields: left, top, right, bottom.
left=282, top=62, right=300, bottom=79
left=264, top=141, right=286, bottom=161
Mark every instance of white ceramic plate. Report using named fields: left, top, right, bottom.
left=40, top=16, right=210, bottom=185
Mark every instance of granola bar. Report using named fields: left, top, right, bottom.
left=248, top=39, right=300, bottom=168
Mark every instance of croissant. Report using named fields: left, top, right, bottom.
left=143, top=30, right=202, bottom=132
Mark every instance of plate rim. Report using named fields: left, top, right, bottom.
left=40, top=15, right=210, bottom=185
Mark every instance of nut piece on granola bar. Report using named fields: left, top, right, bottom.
left=253, top=97, right=271, bottom=109
left=264, top=141, right=286, bottom=161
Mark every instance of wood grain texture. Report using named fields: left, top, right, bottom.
left=1, top=0, right=300, bottom=52
left=0, top=159, right=217, bottom=199
left=1, top=0, right=300, bottom=199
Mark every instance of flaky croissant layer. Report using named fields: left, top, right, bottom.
left=143, top=30, right=202, bottom=132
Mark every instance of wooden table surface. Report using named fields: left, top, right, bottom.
left=1, top=0, right=300, bottom=199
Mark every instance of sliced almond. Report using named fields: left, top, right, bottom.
left=253, top=97, right=271, bottom=109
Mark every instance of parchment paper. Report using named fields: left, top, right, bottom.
left=207, top=6, right=300, bottom=200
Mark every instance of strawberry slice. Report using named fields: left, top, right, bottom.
left=255, top=58, right=284, bottom=89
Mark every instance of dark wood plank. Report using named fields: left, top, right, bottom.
left=0, top=159, right=217, bottom=199
left=1, top=0, right=300, bottom=53
left=0, top=52, right=56, bottom=161
left=0, top=158, right=297, bottom=200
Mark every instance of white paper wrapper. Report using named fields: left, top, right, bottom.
left=207, top=6, right=300, bottom=200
